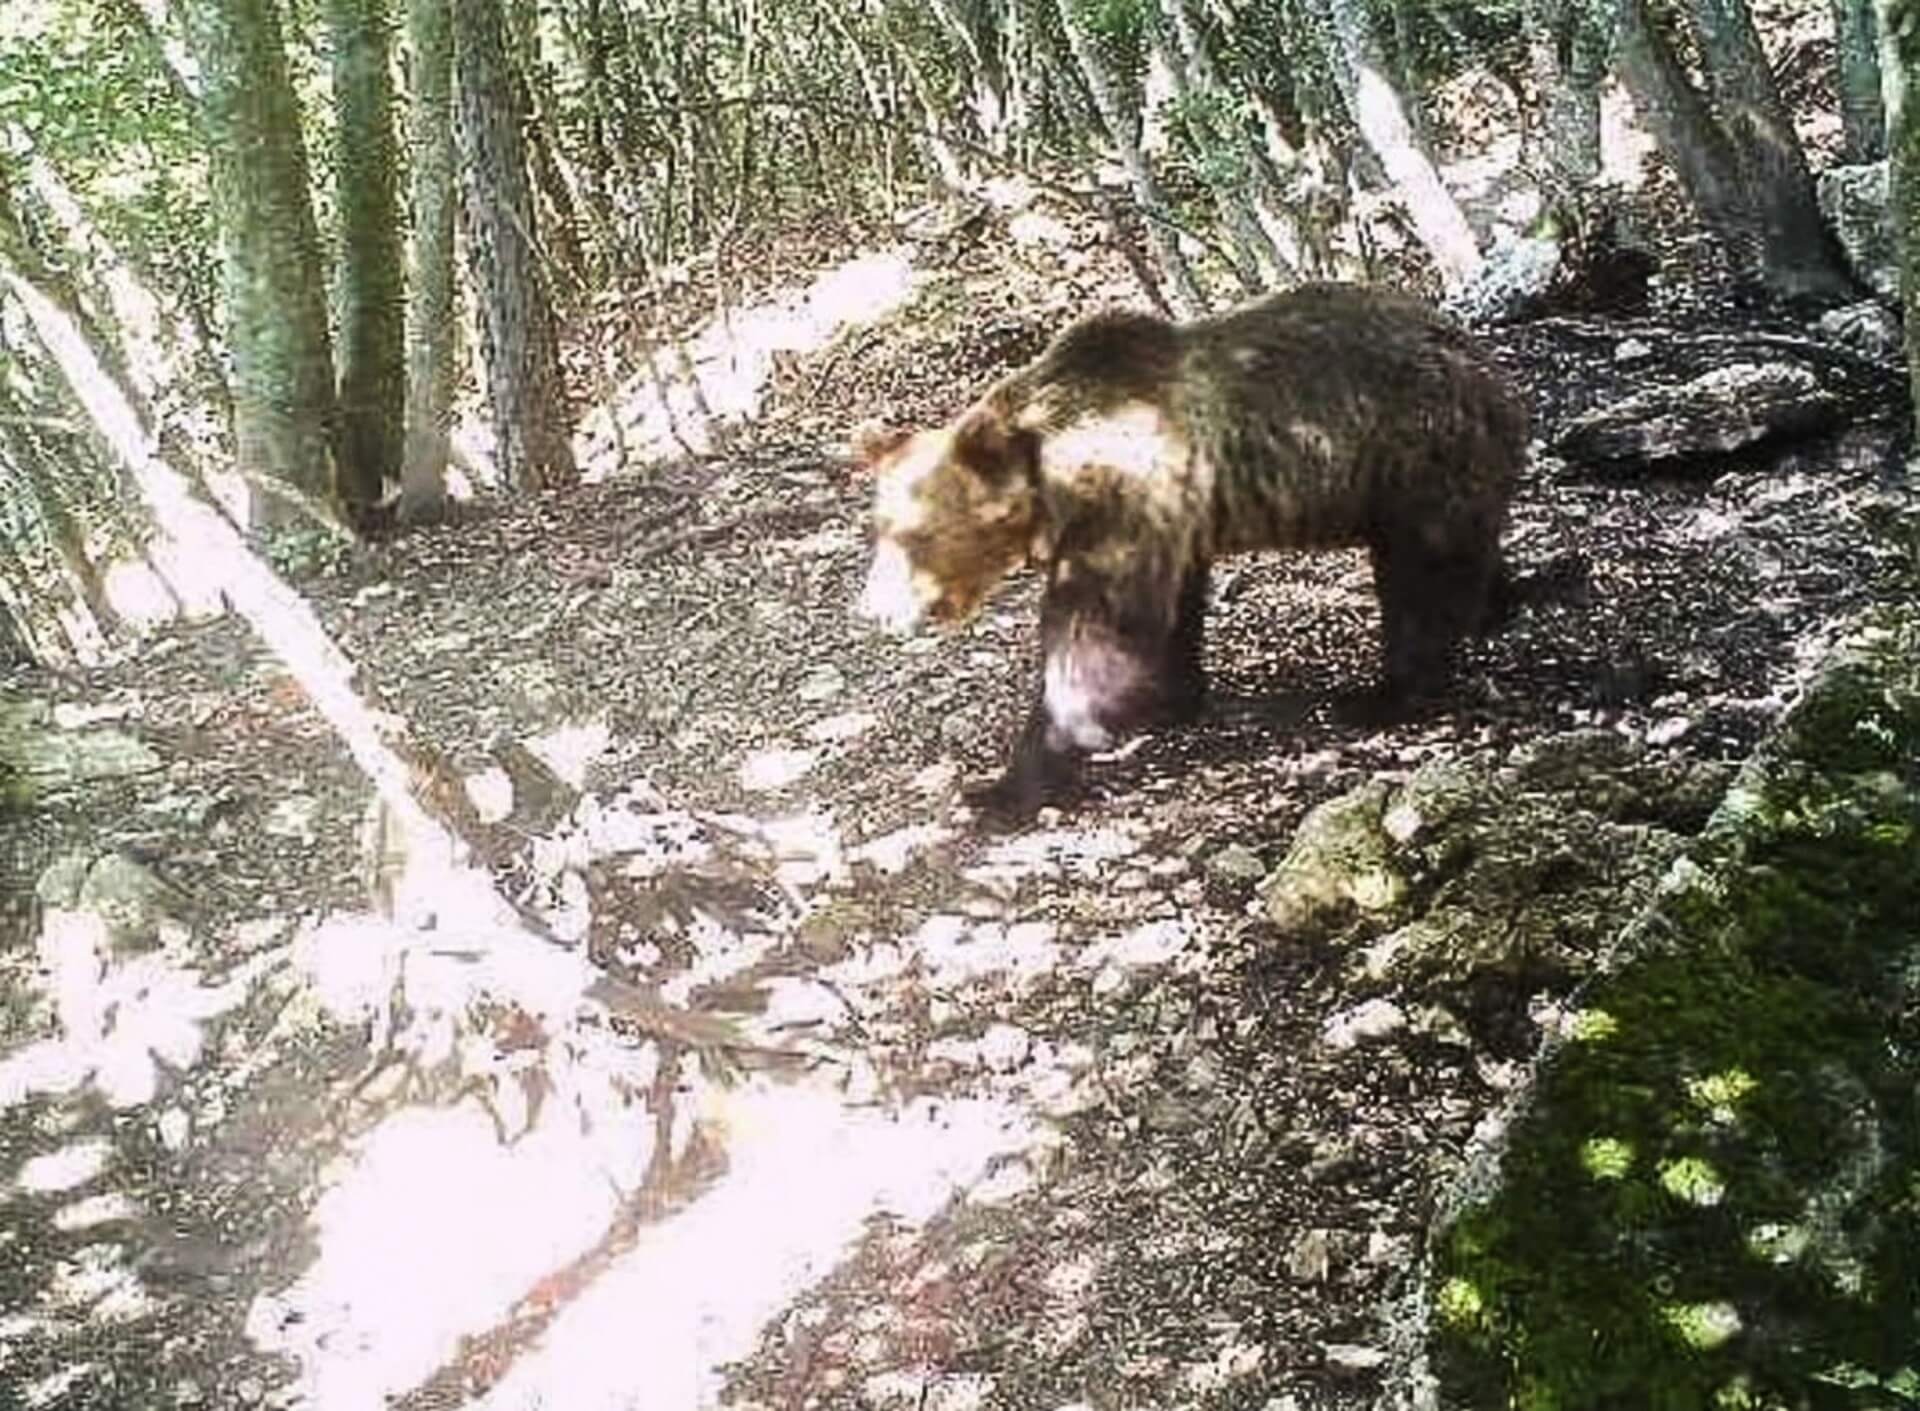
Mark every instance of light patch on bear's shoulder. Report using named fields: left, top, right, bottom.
left=1043, top=403, right=1179, bottom=482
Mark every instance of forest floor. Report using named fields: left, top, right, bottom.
left=2, top=179, right=1917, bottom=1409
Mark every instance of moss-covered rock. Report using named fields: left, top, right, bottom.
left=1428, top=608, right=1920, bottom=1410
left=0, top=698, right=161, bottom=806
left=1260, top=733, right=1716, bottom=999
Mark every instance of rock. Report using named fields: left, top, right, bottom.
left=1, top=699, right=162, bottom=802
left=1287, top=1227, right=1333, bottom=1282
left=1323, top=997, right=1406, bottom=1049
left=38, top=850, right=181, bottom=951
left=1613, top=337, right=1653, bottom=363
left=1816, top=160, right=1897, bottom=302
left=1259, top=781, right=1405, bottom=935
left=265, top=795, right=321, bottom=842
left=1644, top=714, right=1692, bottom=746
left=1446, top=234, right=1561, bottom=327
left=157, top=1107, right=192, bottom=1152
left=795, top=664, right=845, bottom=703
left=1206, top=843, right=1267, bottom=881
left=1553, top=362, right=1842, bottom=470
left=1426, top=606, right=1920, bottom=1407
left=1323, top=1343, right=1388, bottom=1373
left=1817, top=299, right=1905, bottom=361
left=78, top=852, right=179, bottom=948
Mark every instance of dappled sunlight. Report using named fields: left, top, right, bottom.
left=0, top=910, right=265, bottom=1112
left=1660, top=1300, right=1742, bottom=1351
left=1600, top=86, right=1655, bottom=191
left=247, top=1013, right=1039, bottom=1408
left=13, top=1138, right=114, bottom=1196
left=246, top=778, right=1166, bottom=1402
left=248, top=1099, right=648, bottom=1406
left=1579, top=1135, right=1635, bottom=1181
left=577, top=249, right=918, bottom=477
left=464, top=1086, right=1035, bottom=1410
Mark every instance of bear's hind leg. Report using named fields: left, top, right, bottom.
left=1370, top=527, right=1503, bottom=699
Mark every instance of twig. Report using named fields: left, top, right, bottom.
left=609, top=89, right=1247, bottom=282
left=629, top=504, right=830, bottom=566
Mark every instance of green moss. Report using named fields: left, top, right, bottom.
left=1431, top=618, right=1920, bottom=1410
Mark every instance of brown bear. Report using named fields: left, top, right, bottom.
left=855, top=282, right=1529, bottom=816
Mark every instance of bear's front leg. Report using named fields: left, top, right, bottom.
left=968, top=565, right=1197, bottom=821
left=965, top=688, right=1085, bottom=820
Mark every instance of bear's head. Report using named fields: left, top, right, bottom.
left=854, top=406, right=1040, bottom=633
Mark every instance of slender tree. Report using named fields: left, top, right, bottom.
left=1054, top=0, right=1206, bottom=315
left=1523, top=0, right=1614, bottom=213
left=1314, top=0, right=1484, bottom=288
left=1879, top=0, right=1919, bottom=436
left=331, top=0, right=406, bottom=525
left=181, top=0, right=340, bottom=525
left=401, top=0, right=456, bottom=523
left=453, top=0, right=578, bottom=492
left=1833, top=0, right=1887, bottom=161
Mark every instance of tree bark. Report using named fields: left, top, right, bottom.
left=1833, top=0, right=1886, bottom=161
left=453, top=0, right=577, bottom=493
left=1053, top=0, right=1206, bottom=315
left=1877, top=0, right=1919, bottom=436
left=1684, top=0, right=1858, bottom=302
left=1316, top=0, right=1483, bottom=288
left=330, top=0, right=406, bottom=526
left=1523, top=0, right=1613, bottom=212
left=181, top=0, right=339, bottom=525
left=400, top=0, right=455, bottom=524
left=1614, top=0, right=1749, bottom=237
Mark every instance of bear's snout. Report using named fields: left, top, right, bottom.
left=857, top=540, right=933, bottom=634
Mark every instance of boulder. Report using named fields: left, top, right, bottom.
left=1553, top=362, right=1842, bottom=470
left=1424, top=606, right=1920, bottom=1408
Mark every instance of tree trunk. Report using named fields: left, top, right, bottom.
left=1877, top=0, right=1919, bottom=436
left=1684, top=0, right=1858, bottom=302
left=0, top=404, right=115, bottom=666
left=506, top=0, right=588, bottom=283
left=1833, top=0, right=1886, bottom=161
left=181, top=0, right=339, bottom=526
left=1152, top=0, right=1300, bottom=285
left=401, top=0, right=455, bottom=525
left=883, top=10, right=968, bottom=191
left=453, top=0, right=577, bottom=493
left=1053, top=0, right=1207, bottom=316
left=1316, top=0, right=1484, bottom=288
left=1613, top=1, right=1755, bottom=256
left=1523, top=0, right=1612, bottom=212
left=330, top=0, right=406, bottom=526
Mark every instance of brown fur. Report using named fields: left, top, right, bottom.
left=856, top=282, right=1529, bottom=816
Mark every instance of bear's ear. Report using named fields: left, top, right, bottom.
left=851, top=420, right=912, bottom=467
left=952, top=405, right=1032, bottom=484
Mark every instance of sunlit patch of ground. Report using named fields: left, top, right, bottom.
left=575, top=250, right=919, bottom=476
left=226, top=788, right=1165, bottom=1407
left=247, top=1074, right=1041, bottom=1409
